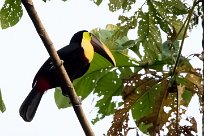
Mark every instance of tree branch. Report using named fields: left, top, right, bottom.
left=21, top=0, right=95, bottom=135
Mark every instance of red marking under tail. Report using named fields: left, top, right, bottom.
left=35, top=76, right=51, bottom=92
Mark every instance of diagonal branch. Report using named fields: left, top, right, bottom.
left=21, top=0, right=95, bottom=135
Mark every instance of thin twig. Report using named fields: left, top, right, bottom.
left=172, top=0, right=197, bottom=76
left=21, top=0, right=95, bottom=135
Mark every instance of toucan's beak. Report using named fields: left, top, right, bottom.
left=90, top=35, right=116, bottom=66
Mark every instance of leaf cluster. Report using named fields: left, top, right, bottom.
left=81, top=0, right=201, bottom=135
left=55, top=22, right=201, bottom=135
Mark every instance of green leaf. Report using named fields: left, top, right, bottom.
left=118, top=14, right=138, bottom=32
left=182, top=89, right=192, bottom=105
left=92, top=70, right=122, bottom=123
left=161, top=0, right=188, bottom=15
left=90, top=53, right=142, bottom=123
left=136, top=11, right=162, bottom=62
left=74, top=51, right=141, bottom=98
left=0, top=89, right=6, bottom=113
left=73, top=53, right=118, bottom=98
left=54, top=87, right=71, bottom=109
left=92, top=0, right=103, bottom=6
left=149, top=0, right=187, bottom=34
left=148, top=1, right=171, bottom=33
left=108, top=0, right=136, bottom=12
left=0, top=0, right=23, bottom=29
left=129, top=76, right=165, bottom=133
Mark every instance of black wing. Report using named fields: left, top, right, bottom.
left=32, top=44, right=80, bottom=87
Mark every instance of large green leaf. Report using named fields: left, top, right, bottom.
left=135, top=11, right=162, bottom=62
left=90, top=53, right=142, bottom=124
left=131, top=77, right=168, bottom=134
left=0, top=0, right=23, bottom=29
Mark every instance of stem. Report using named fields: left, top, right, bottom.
left=172, top=1, right=197, bottom=75
left=21, top=0, right=95, bottom=135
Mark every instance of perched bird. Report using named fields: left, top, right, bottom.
left=19, top=30, right=116, bottom=122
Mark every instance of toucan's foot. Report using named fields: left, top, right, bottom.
left=59, top=60, right=64, bottom=67
left=67, top=96, right=81, bottom=107
left=61, top=90, right=81, bottom=106
left=74, top=96, right=82, bottom=106
left=49, top=60, right=64, bottom=70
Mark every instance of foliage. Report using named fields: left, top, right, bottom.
left=91, top=0, right=200, bottom=135
left=54, top=0, right=201, bottom=135
left=55, top=22, right=201, bottom=135
left=88, top=1, right=201, bottom=135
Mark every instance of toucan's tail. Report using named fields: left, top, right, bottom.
left=19, top=87, right=44, bottom=122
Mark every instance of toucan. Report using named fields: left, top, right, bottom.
left=19, top=30, right=116, bottom=122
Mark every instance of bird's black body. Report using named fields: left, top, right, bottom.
left=33, top=30, right=90, bottom=88
left=33, top=42, right=90, bottom=88
left=19, top=30, right=115, bottom=122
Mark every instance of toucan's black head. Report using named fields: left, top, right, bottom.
left=70, top=30, right=116, bottom=66
left=70, top=30, right=88, bottom=44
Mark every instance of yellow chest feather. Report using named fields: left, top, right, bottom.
left=81, top=37, right=94, bottom=62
